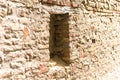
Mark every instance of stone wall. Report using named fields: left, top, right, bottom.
left=1, top=0, right=120, bottom=80
left=71, top=0, right=120, bottom=79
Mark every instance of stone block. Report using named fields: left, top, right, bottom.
left=19, top=18, right=30, bottom=25
left=10, top=62, right=23, bottom=69
left=0, top=69, right=12, bottom=78
left=33, top=3, right=40, bottom=8
left=89, top=1, right=96, bottom=8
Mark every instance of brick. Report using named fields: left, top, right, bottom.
left=72, top=3, right=79, bottom=8
left=65, top=1, right=71, bottom=7
left=47, top=0, right=52, bottom=4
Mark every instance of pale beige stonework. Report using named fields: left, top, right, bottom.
left=0, top=0, right=120, bottom=80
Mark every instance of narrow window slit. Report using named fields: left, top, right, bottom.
left=49, top=13, right=70, bottom=66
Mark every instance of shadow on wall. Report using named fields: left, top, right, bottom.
left=49, top=13, right=70, bottom=66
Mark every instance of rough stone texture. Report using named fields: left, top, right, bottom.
left=1, top=0, right=120, bottom=80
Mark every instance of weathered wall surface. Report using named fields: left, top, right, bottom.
left=0, top=0, right=77, bottom=79
left=71, top=0, right=120, bottom=79
left=1, top=0, right=120, bottom=80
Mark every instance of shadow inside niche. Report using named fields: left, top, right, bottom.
left=49, top=13, right=70, bottom=66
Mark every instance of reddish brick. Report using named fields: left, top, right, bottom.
left=39, top=64, right=49, bottom=74
left=47, top=0, right=52, bottom=4
left=93, top=8, right=96, bottom=14
left=72, top=3, right=79, bottom=8
left=90, top=26, right=95, bottom=31
left=65, top=2, right=71, bottom=7
left=23, top=27, right=29, bottom=37
left=80, top=54, right=87, bottom=58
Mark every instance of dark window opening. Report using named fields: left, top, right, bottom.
left=49, top=13, right=70, bottom=66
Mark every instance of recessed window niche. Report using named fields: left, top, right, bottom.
left=49, top=13, right=70, bottom=65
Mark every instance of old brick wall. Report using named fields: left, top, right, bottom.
left=0, top=0, right=78, bottom=79
left=71, top=0, right=120, bottom=79
left=1, top=0, right=120, bottom=80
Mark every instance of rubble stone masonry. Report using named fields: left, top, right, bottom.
left=1, top=0, right=120, bottom=80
